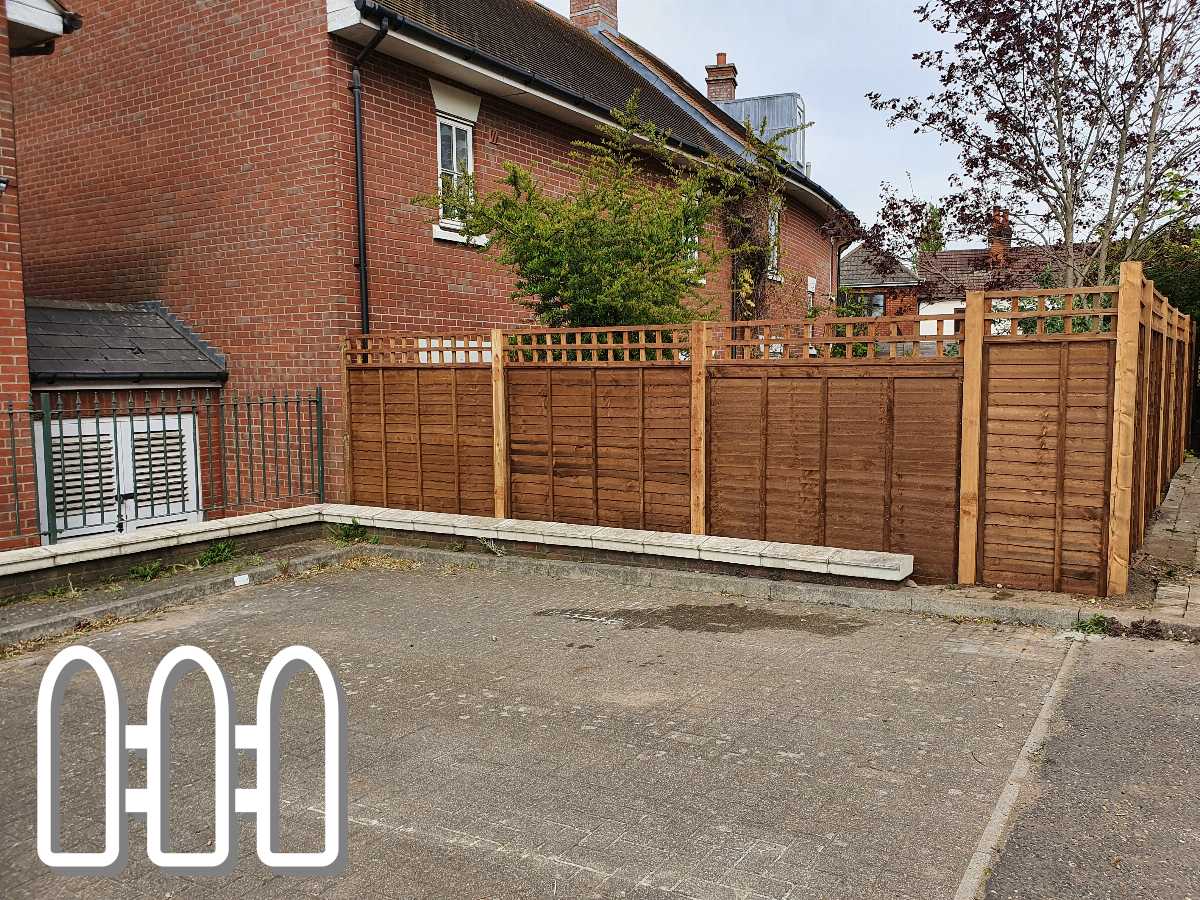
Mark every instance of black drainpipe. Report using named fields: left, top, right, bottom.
left=350, top=17, right=391, bottom=334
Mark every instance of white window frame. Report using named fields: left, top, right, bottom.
left=436, top=114, right=474, bottom=231
left=767, top=201, right=782, bottom=281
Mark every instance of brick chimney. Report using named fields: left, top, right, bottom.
left=988, top=206, right=1012, bottom=268
left=705, top=53, right=738, bottom=102
left=569, top=0, right=618, bottom=32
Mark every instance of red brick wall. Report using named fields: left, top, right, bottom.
left=0, top=16, right=37, bottom=546
left=768, top=203, right=836, bottom=319
left=347, top=47, right=834, bottom=329
left=12, top=0, right=356, bottom=501
left=11, top=2, right=836, bottom=509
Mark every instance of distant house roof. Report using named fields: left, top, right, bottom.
left=25, top=300, right=227, bottom=384
left=918, top=246, right=1054, bottom=303
left=839, top=244, right=919, bottom=289
left=347, top=0, right=847, bottom=218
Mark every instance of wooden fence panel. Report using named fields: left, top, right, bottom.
left=505, top=367, right=690, bottom=530
left=507, top=369, right=552, bottom=521
left=707, top=365, right=961, bottom=582
left=640, top=370, right=692, bottom=532
left=707, top=375, right=764, bottom=538
left=763, top=376, right=823, bottom=545
left=344, top=283, right=1190, bottom=597
left=346, top=366, right=493, bottom=514
left=381, top=368, right=419, bottom=509
left=891, top=376, right=962, bottom=582
left=595, top=369, right=644, bottom=530
left=978, top=340, right=1114, bottom=594
left=823, top=377, right=888, bottom=553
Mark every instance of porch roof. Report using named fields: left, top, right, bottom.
left=25, top=299, right=227, bottom=385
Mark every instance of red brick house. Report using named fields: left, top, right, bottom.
left=837, top=244, right=920, bottom=318
left=4, top=0, right=851, bottom=538
left=917, top=209, right=1054, bottom=308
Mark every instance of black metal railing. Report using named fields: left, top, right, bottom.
left=1, top=387, right=325, bottom=545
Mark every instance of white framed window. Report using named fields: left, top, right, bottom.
left=683, top=196, right=706, bottom=286
left=767, top=201, right=781, bottom=280
left=806, top=276, right=818, bottom=314
left=437, top=115, right=473, bottom=228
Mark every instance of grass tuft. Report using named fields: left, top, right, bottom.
left=328, top=519, right=379, bottom=546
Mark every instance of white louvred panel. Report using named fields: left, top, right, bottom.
left=132, top=427, right=190, bottom=517
left=128, top=415, right=200, bottom=526
left=49, top=429, right=120, bottom=535
left=36, top=412, right=202, bottom=543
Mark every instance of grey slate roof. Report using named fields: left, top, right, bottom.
left=361, top=0, right=727, bottom=154
left=917, top=246, right=1055, bottom=303
left=839, top=244, right=919, bottom=289
left=25, top=300, right=227, bottom=384
left=356, top=0, right=847, bottom=214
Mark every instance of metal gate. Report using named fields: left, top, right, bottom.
left=34, top=413, right=201, bottom=540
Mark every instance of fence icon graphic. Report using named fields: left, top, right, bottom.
left=37, top=644, right=347, bottom=876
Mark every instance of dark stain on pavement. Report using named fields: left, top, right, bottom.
left=536, top=602, right=869, bottom=635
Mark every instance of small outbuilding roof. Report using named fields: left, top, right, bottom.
left=839, top=244, right=919, bottom=289
left=25, top=300, right=227, bottom=384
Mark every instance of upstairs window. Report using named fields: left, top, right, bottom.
left=437, top=116, right=473, bottom=227
left=767, top=201, right=781, bottom=280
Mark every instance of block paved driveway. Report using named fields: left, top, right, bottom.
left=0, top=559, right=1073, bottom=899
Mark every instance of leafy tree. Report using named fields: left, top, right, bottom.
left=867, top=0, right=1200, bottom=289
left=432, top=100, right=728, bottom=327
left=1142, top=225, right=1200, bottom=319
left=428, top=99, right=807, bottom=327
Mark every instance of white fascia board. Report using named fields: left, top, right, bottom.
left=7, top=0, right=65, bottom=39
left=781, top=176, right=840, bottom=222
left=328, top=7, right=613, bottom=136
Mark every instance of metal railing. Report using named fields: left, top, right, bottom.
left=1, top=387, right=325, bottom=545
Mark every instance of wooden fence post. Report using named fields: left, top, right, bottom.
left=1163, top=306, right=1177, bottom=490
left=491, top=328, right=510, bottom=519
left=1153, top=284, right=1169, bottom=503
left=341, top=339, right=354, bottom=504
left=957, top=291, right=986, bottom=584
left=1106, top=261, right=1143, bottom=596
left=1181, top=317, right=1191, bottom=466
left=690, top=320, right=708, bottom=535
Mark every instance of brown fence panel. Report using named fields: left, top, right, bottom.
left=970, top=284, right=1123, bottom=595
left=343, top=282, right=1192, bottom=598
left=707, top=364, right=962, bottom=583
left=892, top=375, right=963, bottom=583
left=505, top=367, right=690, bottom=530
left=344, top=335, right=494, bottom=514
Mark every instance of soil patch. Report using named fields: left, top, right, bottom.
left=535, top=601, right=870, bottom=635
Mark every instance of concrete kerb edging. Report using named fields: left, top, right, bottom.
left=0, top=543, right=360, bottom=648
left=0, top=505, right=1130, bottom=647
left=0, top=504, right=913, bottom=581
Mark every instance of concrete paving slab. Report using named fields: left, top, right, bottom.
left=983, top=638, right=1200, bottom=899
left=0, top=562, right=1070, bottom=898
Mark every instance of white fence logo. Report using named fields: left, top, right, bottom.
left=37, top=645, right=347, bottom=876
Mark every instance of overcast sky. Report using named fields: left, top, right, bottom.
left=536, top=0, right=959, bottom=226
